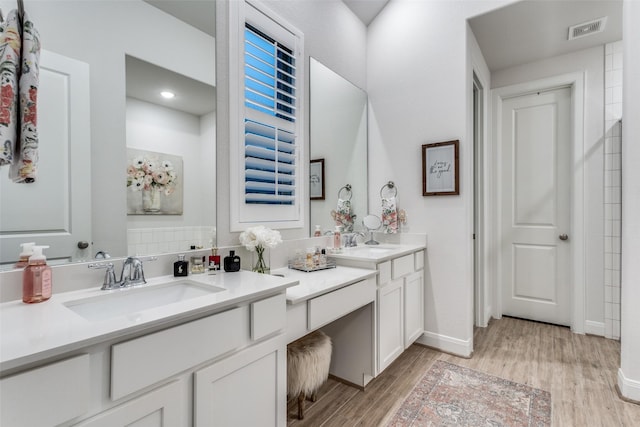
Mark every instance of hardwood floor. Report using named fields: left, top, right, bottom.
left=286, top=317, right=640, bottom=426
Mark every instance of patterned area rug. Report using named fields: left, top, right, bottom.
left=386, top=361, right=551, bottom=426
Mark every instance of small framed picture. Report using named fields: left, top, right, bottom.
left=422, top=140, right=459, bottom=196
left=310, top=158, right=325, bottom=200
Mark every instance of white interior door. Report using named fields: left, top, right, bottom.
left=500, top=87, right=572, bottom=326
left=0, top=50, right=91, bottom=264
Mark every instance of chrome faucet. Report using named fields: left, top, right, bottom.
left=120, top=257, right=146, bottom=287
left=343, top=232, right=365, bottom=247
left=89, top=256, right=156, bottom=290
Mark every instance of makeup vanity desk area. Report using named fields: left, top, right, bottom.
left=273, top=242, right=426, bottom=389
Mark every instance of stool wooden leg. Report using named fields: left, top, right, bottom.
left=310, top=390, right=317, bottom=402
left=297, top=392, right=306, bottom=420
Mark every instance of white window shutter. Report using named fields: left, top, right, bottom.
left=230, top=1, right=304, bottom=231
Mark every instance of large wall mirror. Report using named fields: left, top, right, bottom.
left=0, top=0, right=216, bottom=267
left=309, top=58, right=367, bottom=235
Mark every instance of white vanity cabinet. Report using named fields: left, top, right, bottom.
left=331, top=247, right=425, bottom=375
left=1, top=291, right=289, bottom=427
left=377, top=255, right=424, bottom=373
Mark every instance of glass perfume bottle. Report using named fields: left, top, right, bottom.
left=224, top=250, right=241, bottom=272
left=174, top=254, right=189, bottom=277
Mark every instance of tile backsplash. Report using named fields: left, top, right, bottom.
left=127, top=226, right=216, bottom=256
left=604, top=41, right=623, bottom=340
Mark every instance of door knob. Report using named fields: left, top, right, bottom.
left=77, top=241, right=89, bottom=249
left=559, top=234, right=569, bottom=241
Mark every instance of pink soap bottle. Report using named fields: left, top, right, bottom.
left=333, top=226, right=342, bottom=250
left=23, top=245, right=52, bottom=304
left=14, top=242, right=36, bottom=268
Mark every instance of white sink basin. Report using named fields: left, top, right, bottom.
left=64, top=281, right=225, bottom=322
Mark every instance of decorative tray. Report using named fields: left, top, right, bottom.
left=288, top=259, right=336, bottom=272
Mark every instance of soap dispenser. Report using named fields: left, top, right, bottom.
left=15, top=242, right=36, bottom=268
left=333, top=226, right=342, bottom=251
left=23, top=245, right=52, bottom=303
left=224, top=250, right=241, bottom=272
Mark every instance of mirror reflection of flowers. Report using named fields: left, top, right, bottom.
left=126, top=156, right=177, bottom=196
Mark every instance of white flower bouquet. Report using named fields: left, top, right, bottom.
left=239, top=226, right=282, bottom=274
left=239, top=226, right=282, bottom=251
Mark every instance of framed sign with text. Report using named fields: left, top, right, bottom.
left=422, top=140, right=459, bottom=196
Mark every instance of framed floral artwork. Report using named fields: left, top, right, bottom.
left=422, top=140, right=459, bottom=196
left=126, top=148, right=183, bottom=215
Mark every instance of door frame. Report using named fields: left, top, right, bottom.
left=490, top=72, right=586, bottom=334
left=472, top=72, right=489, bottom=328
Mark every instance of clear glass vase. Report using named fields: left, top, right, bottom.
left=142, top=186, right=161, bottom=212
left=252, top=246, right=270, bottom=274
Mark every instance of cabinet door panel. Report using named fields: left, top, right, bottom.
left=377, top=280, right=404, bottom=373
left=74, top=381, right=183, bottom=427
left=404, top=271, right=424, bottom=347
left=195, top=338, right=286, bottom=427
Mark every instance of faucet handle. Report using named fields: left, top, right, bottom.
left=88, top=262, right=118, bottom=290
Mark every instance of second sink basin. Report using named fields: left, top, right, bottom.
left=64, top=280, right=225, bottom=322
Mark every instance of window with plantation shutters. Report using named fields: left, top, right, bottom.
left=230, top=1, right=304, bottom=230
left=244, top=23, right=296, bottom=205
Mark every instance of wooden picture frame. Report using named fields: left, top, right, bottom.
left=422, top=140, right=459, bottom=196
left=310, top=158, right=325, bottom=200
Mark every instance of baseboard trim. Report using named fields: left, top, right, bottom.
left=585, top=320, right=605, bottom=336
left=618, top=368, right=640, bottom=403
left=416, top=331, right=472, bottom=358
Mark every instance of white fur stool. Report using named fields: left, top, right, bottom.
left=287, top=330, right=332, bottom=420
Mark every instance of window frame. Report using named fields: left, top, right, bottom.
left=229, top=0, right=305, bottom=231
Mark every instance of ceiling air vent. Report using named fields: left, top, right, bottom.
left=568, top=17, right=607, bottom=40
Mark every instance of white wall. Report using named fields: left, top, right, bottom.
left=619, top=0, right=640, bottom=402
left=216, top=0, right=367, bottom=246
left=19, top=0, right=215, bottom=257
left=492, top=46, right=605, bottom=334
left=367, top=0, right=515, bottom=356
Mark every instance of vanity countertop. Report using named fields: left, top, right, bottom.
left=272, top=265, right=377, bottom=305
left=328, top=243, right=426, bottom=263
left=0, top=271, right=298, bottom=373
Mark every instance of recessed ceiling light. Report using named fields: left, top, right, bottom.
left=160, top=91, right=175, bottom=99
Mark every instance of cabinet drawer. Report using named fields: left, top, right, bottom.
left=308, top=278, right=375, bottom=330
left=377, top=260, right=391, bottom=286
left=251, top=293, right=286, bottom=341
left=111, top=307, right=247, bottom=400
left=392, top=254, right=414, bottom=279
left=1, top=354, right=90, bottom=427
